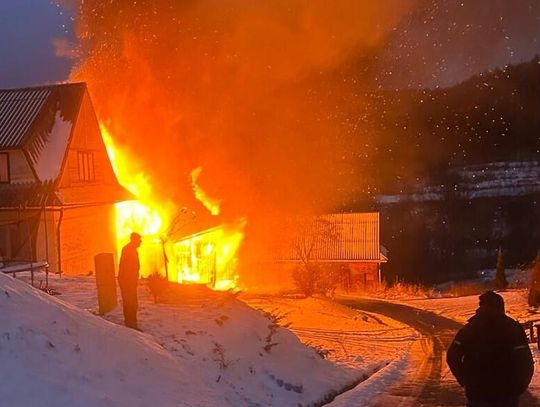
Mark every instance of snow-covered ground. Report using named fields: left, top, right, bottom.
left=21, top=271, right=540, bottom=406
left=394, top=289, right=534, bottom=323
left=383, top=289, right=540, bottom=401
left=5, top=273, right=400, bottom=407
left=243, top=295, right=416, bottom=371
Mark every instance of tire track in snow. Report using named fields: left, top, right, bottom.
left=338, top=298, right=540, bottom=407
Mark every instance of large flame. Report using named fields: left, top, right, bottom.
left=101, top=124, right=244, bottom=290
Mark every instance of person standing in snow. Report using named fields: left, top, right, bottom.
left=118, top=232, right=142, bottom=329
left=447, top=291, right=534, bottom=407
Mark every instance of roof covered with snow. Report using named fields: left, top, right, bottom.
left=0, top=83, right=85, bottom=183
left=0, top=83, right=131, bottom=208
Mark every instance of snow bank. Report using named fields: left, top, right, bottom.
left=48, top=276, right=359, bottom=406
left=244, top=296, right=416, bottom=370
left=0, top=273, right=222, bottom=407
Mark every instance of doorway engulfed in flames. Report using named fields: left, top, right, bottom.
left=101, top=124, right=246, bottom=291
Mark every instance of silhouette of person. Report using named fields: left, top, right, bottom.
left=118, top=232, right=142, bottom=329
left=447, top=291, right=534, bottom=407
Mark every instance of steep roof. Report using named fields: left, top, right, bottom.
left=0, top=83, right=131, bottom=208
left=0, top=83, right=85, bottom=183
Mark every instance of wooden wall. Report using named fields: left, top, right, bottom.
left=58, top=205, right=117, bottom=275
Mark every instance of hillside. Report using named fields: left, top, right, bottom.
left=348, top=56, right=540, bottom=196
left=0, top=274, right=361, bottom=406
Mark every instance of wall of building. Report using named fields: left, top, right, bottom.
left=347, top=262, right=380, bottom=291
left=59, top=205, right=116, bottom=275
left=245, top=261, right=381, bottom=292
left=59, top=90, right=118, bottom=188
left=4, top=150, right=35, bottom=183
left=0, top=210, right=39, bottom=260
left=35, top=210, right=60, bottom=271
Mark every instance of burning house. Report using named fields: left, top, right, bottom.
left=0, top=83, right=130, bottom=275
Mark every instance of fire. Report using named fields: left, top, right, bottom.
left=174, top=218, right=246, bottom=290
left=100, top=124, right=245, bottom=290
left=191, top=167, right=222, bottom=216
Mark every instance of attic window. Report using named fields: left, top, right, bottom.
left=0, top=153, right=9, bottom=183
left=77, top=151, right=95, bottom=182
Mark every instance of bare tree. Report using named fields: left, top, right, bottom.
left=291, top=215, right=340, bottom=296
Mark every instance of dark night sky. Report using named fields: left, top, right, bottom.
left=1, top=0, right=540, bottom=90
left=0, top=1, right=74, bottom=88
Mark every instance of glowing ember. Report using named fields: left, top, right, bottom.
left=101, top=124, right=245, bottom=290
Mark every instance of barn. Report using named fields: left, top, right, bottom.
left=258, top=212, right=388, bottom=292
left=0, top=82, right=130, bottom=275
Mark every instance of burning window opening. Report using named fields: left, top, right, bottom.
left=100, top=124, right=246, bottom=291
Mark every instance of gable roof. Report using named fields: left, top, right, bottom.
left=0, top=83, right=131, bottom=208
left=0, top=87, right=50, bottom=148
left=0, top=83, right=85, bottom=183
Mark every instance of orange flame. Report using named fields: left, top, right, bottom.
left=190, top=167, right=221, bottom=216
left=101, top=124, right=245, bottom=290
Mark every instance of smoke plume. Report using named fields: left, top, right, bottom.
left=64, top=1, right=418, bottom=272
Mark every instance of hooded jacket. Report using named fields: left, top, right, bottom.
left=447, top=307, right=534, bottom=401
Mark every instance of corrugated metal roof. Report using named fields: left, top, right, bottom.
left=0, top=181, right=61, bottom=208
left=274, top=212, right=383, bottom=262
left=0, top=88, right=51, bottom=148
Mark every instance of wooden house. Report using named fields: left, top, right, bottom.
left=0, top=83, right=130, bottom=275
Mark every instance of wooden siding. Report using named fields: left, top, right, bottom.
left=59, top=90, right=119, bottom=188
left=58, top=205, right=117, bottom=275
left=3, top=150, right=35, bottom=183
left=275, top=212, right=382, bottom=262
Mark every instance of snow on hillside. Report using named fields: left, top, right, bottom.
left=376, top=160, right=540, bottom=204
left=400, top=289, right=533, bottom=323
left=0, top=272, right=223, bottom=407
left=47, top=275, right=363, bottom=406
left=243, top=295, right=416, bottom=370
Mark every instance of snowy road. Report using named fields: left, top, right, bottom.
left=338, top=298, right=540, bottom=407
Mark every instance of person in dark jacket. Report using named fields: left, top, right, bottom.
left=447, top=291, right=534, bottom=407
left=118, top=232, right=142, bottom=329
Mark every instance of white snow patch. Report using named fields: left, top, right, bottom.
left=326, top=352, right=410, bottom=407
left=0, top=273, right=223, bottom=407
left=32, top=111, right=72, bottom=182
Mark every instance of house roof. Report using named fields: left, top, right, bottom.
left=0, top=83, right=85, bottom=182
left=0, top=87, right=51, bottom=148
left=0, top=181, right=61, bottom=208
left=0, top=83, right=131, bottom=208
left=274, top=212, right=385, bottom=262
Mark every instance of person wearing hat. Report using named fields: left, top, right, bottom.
left=447, top=291, right=534, bottom=406
left=118, top=232, right=142, bottom=329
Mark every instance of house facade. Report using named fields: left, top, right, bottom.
left=0, top=83, right=129, bottom=275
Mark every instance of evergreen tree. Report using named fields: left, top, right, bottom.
left=495, top=247, right=509, bottom=290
